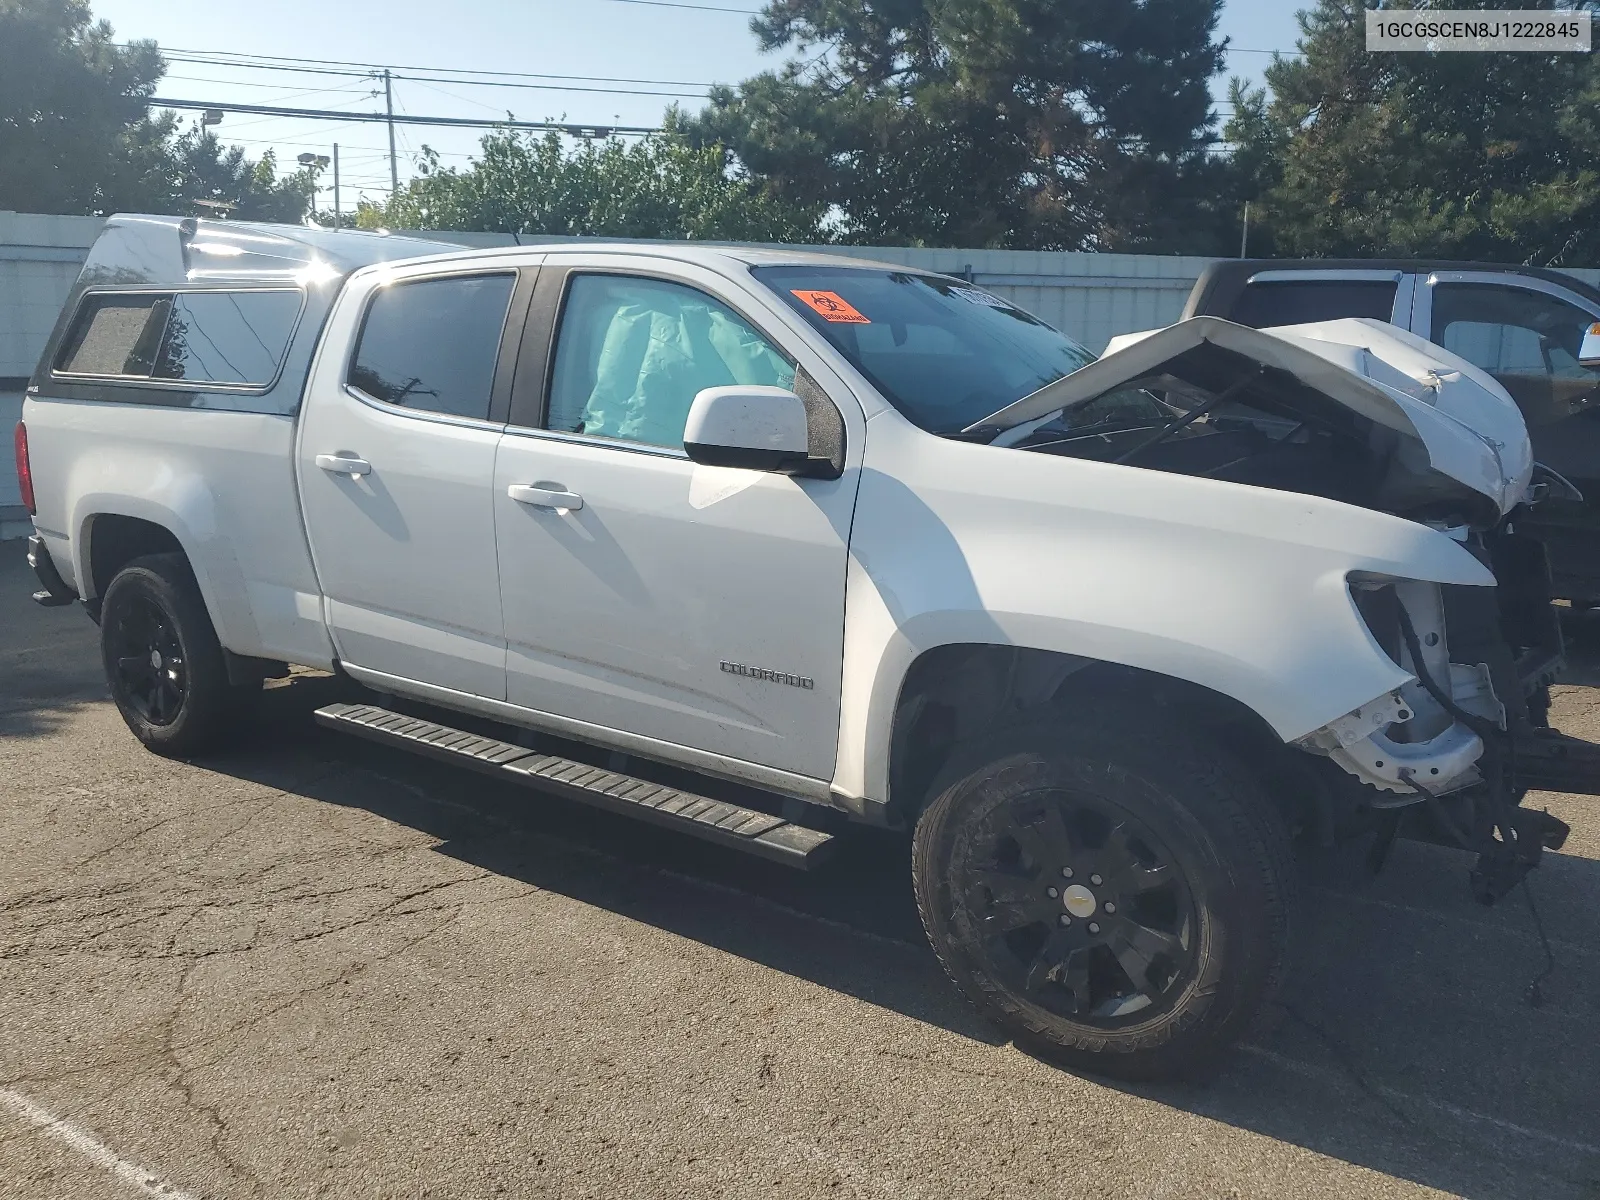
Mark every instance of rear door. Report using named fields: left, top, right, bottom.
left=298, top=259, right=534, bottom=698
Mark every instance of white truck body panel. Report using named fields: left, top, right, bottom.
left=24, top=400, right=335, bottom=668
left=828, top=411, right=1495, bottom=803
left=20, top=221, right=1537, bottom=817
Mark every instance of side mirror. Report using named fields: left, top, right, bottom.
left=1580, top=322, right=1600, bottom=370
left=684, top=386, right=811, bottom=473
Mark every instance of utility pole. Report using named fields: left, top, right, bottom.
left=1240, top=201, right=1251, bottom=259
left=332, top=143, right=341, bottom=231
left=383, top=69, right=399, bottom=196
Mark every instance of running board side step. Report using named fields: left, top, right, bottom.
left=313, top=702, right=837, bottom=869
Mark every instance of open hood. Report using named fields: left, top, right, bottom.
left=971, top=316, right=1533, bottom=520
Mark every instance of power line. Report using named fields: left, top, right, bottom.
left=145, top=44, right=720, bottom=88
left=149, top=96, right=663, bottom=135
left=598, top=0, right=760, bottom=11
left=164, top=73, right=374, bottom=92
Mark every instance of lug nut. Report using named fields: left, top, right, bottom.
left=1059, top=914, right=1071, bottom=927
left=1088, top=922, right=1100, bottom=934
left=1061, top=867, right=1074, bottom=879
left=1046, top=887, right=1059, bottom=899
left=1090, top=874, right=1103, bottom=886
left=1104, top=902, right=1116, bottom=914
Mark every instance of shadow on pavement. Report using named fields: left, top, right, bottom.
left=0, top=542, right=105, bottom=739
left=189, top=672, right=1600, bottom=1200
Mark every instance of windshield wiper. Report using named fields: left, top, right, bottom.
left=941, top=426, right=1008, bottom=442
left=1111, top=366, right=1264, bottom=466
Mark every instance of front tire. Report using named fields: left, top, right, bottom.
left=912, top=711, right=1294, bottom=1082
left=100, top=553, right=255, bottom=756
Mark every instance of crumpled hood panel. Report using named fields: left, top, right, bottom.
left=971, top=316, right=1533, bottom=517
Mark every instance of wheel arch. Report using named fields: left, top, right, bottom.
left=73, top=501, right=256, bottom=655
left=874, top=641, right=1322, bottom=837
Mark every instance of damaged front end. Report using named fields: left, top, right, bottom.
left=973, top=316, right=1592, bottom=905
left=1299, top=547, right=1572, bottom=904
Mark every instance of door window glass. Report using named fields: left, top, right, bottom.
left=349, top=273, right=515, bottom=420
left=1430, top=283, right=1600, bottom=424
left=546, top=274, right=794, bottom=449
left=1229, top=280, right=1398, bottom=329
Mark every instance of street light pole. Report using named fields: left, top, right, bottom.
left=297, top=152, right=331, bottom=225
left=333, top=143, right=342, bottom=231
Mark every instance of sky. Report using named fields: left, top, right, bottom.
left=91, top=0, right=1308, bottom=217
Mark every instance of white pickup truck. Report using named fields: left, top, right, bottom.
left=15, top=216, right=1593, bottom=1080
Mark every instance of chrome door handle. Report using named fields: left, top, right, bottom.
left=508, top=483, right=583, bottom=511
left=315, top=453, right=372, bottom=477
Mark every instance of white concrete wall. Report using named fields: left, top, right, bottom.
left=0, top=213, right=102, bottom=526
left=0, top=211, right=98, bottom=510
left=0, top=212, right=102, bottom=378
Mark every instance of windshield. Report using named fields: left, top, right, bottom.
left=753, top=265, right=1097, bottom=434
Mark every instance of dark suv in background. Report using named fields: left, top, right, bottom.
left=1184, top=260, right=1600, bottom=603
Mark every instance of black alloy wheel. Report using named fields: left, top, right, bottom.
left=955, top=790, right=1197, bottom=1025
left=107, top=594, right=188, bottom=726
left=913, top=712, right=1295, bottom=1081
left=99, top=553, right=254, bottom=755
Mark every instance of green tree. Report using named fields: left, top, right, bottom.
left=1225, top=0, right=1600, bottom=264
left=0, top=0, right=311, bottom=219
left=360, top=128, right=825, bottom=242
left=677, top=0, right=1234, bottom=252
left=121, top=122, right=313, bottom=222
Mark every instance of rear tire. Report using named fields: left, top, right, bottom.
left=99, top=553, right=256, bottom=756
left=912, top=710, right=1295, bottom=1082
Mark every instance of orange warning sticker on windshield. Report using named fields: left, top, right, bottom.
left=791, top=289, right=870, bottom=324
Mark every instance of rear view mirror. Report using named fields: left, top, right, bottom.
left=1580, top=322, right=1600, bottom=369
left=684, top=386, right=811, bottom=473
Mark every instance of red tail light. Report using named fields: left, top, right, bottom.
left=14, top=422, right=34, bottom=515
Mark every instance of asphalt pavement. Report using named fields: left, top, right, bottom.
left=1, top=545, right=1597, bottom=1199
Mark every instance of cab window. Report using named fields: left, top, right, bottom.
left=544, top=274, right=794, bottom=450
left=348, top=273, right=516, bottom=421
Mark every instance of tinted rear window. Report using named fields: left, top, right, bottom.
left=347, top=274, right=515, bottom=421
left=56, top=290, right=302, bottom=386
left=1228, top=280, right=1398, bottom=329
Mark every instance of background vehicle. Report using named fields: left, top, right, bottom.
left=1184, top=260, right=1600, bottom=603
left=14, top=217, right=1595, bottom=1081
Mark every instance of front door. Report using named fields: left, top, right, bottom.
left=298, top=267, right=524, bottom=697
left=493, top=263, right=860, bottom=779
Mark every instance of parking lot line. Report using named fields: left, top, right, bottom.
left=0, top=1087, right=201, bottom=1200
